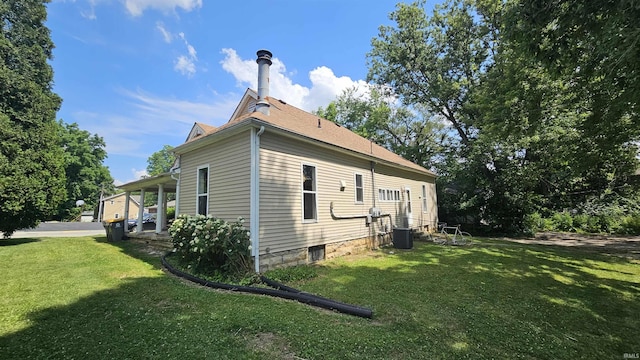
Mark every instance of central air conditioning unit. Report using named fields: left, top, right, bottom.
left=369, top=207, right=382, bottom=218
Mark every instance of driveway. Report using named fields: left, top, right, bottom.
left=9, top=222, right=106, bottom=239
left=495, top=231, right=640, bottom=259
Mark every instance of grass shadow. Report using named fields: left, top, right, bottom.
left=0, top=238, right=40, bottom=246
left=0, top=276, right=304, bottom=359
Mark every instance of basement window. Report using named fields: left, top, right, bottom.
left=308, top=245, right=325, bottom=262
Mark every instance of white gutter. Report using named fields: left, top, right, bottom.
left=250, top=126, right=265, bottom=273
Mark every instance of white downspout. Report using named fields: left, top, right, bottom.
left=170, top=159, right=180, bottom=216
left=251, top=125, right=265, bottom=273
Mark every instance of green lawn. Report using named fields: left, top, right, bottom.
left=1, top=236, right=638, bottom=359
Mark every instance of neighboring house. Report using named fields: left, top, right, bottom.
left=80, top=211, right=95, bottom=223
left=169, top=50, right=438, bottom=272
left=148, top=200, right=176, bottom=215
left=101, top=193, right=142, bottom=221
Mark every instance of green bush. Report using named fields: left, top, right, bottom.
left=572, top=214, right=589, bottom=232
left=584, top=215, right=602, bottom=233
left=526, top=212, right=554, bottom=232
left=168, top=214, right=252, bottom=277
left=166, top=207, right=175, bottom=220
left=551, top=211, right=574, bottom=232
left=619, top=215, right=640, bottom=235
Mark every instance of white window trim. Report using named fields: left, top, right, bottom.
left=422, top=184, right=428, bottom=213
left=301, top=163, right=318, bottom=223
left=405, top=186, right=413, bottom=226
left=196, top=164, right=210, bottom=216
left=354, top=173, right=364, bottom=204
left=378, top=188, right=401, bottom=202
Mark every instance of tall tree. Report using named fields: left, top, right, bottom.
left=146, top=145, right=175, bottom=176
left=143, top=145, right=176, bottom=206
left=368, top=0, right=639, bottom=234
left=54, top=120, right=113, bottom=221
left=315, top=86, right=446, bottom=169
left=505, top=0, right=640, bottom=145
left=0, top=0, right=66, bottom=237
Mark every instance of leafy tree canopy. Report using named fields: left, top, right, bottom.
left=1, top=0, right=66, bottom=237
left=54, top=120, right=114, bottom=221
left=143, top=145, right=176, bottom=206
left=315, top=85, right=446, bottom=169
left=364, top=0, right=639, bottom=234
left=504, top=0, right=640, bottom=144
left=146, top=145, right=175, bottom=176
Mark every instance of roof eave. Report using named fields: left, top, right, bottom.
left=117, top=172, right=177, bottom=192
left=173, top=117, right=253, bottom=155
left=251, top=118, right=436, bottom=178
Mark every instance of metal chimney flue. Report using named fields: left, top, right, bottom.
left=256, top=49, right=272, bottom=115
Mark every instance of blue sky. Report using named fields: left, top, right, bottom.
left=46, top=0, right=430, bottom=186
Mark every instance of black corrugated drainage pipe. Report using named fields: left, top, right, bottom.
left=161, top=253, right=373, bottom=318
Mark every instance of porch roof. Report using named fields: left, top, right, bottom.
left=117, top=172, right=177, bottom=193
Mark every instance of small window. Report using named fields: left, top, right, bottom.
left=422, top=185, right=428, bottom=212
left=110, top=200, right=114, bottom=205
left=197, top=166, right=209, bottom=216
left=379, top=188, right=402, bottom=202
left=114, top=213, right=120, bottom=219
left=302, top=164, right=317, bottom=221
left=308, top=245, right=325, bottom=262
left=354, top=174, right=364, bottom=204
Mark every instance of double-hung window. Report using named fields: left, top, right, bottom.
left=354, top=173, right=364, bottom=204
left=302, top=164, right=317, bottom=222
left=197, top=165, right=209, bottom=215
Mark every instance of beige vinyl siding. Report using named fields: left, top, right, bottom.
left=178, top=131, right=251, bottom=226
left=258, top=132, right=435, bottom=254
left=374, top=163, right=438, bottom=231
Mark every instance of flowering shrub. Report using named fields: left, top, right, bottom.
left=168, top=214, right=252, bottom=276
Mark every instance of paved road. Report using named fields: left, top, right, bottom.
left=9, top=222, right=106, bottom=238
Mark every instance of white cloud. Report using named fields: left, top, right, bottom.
left=80, top=8, right=97, bottom=20
left=156, top=21, right=172, bottom=43
left=174, top=32, right=197, bottom=77
left=174, top=55, right=196, bottom=76
left=76, top=89, right=238, bottom=160
left=220, top=48, right=367, bottom=112
left=114, top=168, right=149, bottom=186
left=123, top=0, right=202, bottom=16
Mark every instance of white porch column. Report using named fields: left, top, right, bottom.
left=156, top=184, right=164, bottom=234
left=124, top=191, right=131, bottom=234
left=137, top=189, right=145, bottom=233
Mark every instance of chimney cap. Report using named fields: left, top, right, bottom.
left=256, top=49, right=272, bottom=65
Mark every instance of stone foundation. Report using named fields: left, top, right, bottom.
left=258, top=234, right=392, bottom=272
